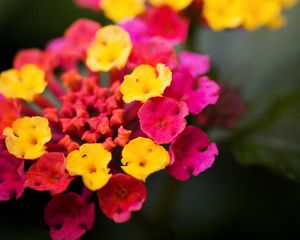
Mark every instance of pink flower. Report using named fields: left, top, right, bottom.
left=64, top=18, right=101, bottom=55
left=25, top=152, right=74, bottom=195
left=74, top=0, right=101, bottom=11
left=128, top=37, right=177, bottom=69
left=138, top=97, right=188, bottom=144
left=119, top=18, right=148, bottom=44
left=164, top=70, right=220, bottom=114
left=44, top=192, right=95, bottom=240
left=178, top=51, right=210, bottom=77
left=144, top=6, right=188, bottom=45
left=97, top=173, right=147, bottom=223
left=0, top=140, right=25, bottom=201
left=167, top=126, right=218, bottom=181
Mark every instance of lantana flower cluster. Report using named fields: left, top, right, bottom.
left=0, top=18, right=219, bottom=240
left=75, top=0, right=297, bottom=31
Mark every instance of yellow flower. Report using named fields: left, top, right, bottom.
left=202, top=0, right=244, bottom=31
left=243, top=0, right=282, bottom=30
left=102, top=0, right=145, bottom=22
left=120, top=64, right=172, bottom=103
left=148, top=0, right=193, bottom=11
left=3, top=117, right=52, bottom=160
left=0, top=64, right=46, bottom=102
left=121, top=137, right=170, bottom=181
left=86, top=25, right=132, bottom=72
left=66, top=144, right=112, bottom=191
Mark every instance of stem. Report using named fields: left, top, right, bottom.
left=21, top=103, right=40, bottom=116
left=46, top=72, right=65, bottom=98
left=34, top=95, right=55, bottom=109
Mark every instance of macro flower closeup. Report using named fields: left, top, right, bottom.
left=1, top=0, right=299, bottom=239
left=0, top=16, right=219, bottom=240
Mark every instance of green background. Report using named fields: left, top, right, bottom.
left=0, top=0, right=300, bottom=239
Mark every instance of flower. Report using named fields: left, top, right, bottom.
left=0, top=98, right=20, bottom=132
left=120, top=64, right=172, bottom=103
left=202, top=0, right=298, bottom=31
left=97, top=173, right=147, bottom=223
left=44, top=192, right=95, bottom=240
left=0, top=142, right=25, bottom=201
left=167, top=126, right=219, bottom=181
left=25, top=152, right=73, bottom=195
left=86, top=25, right=132, bottom=72
left=0, top=64, right=47, bottom=101
left=66, top=143, right=112, bottom=191
left=121, top=137, right=170, bottom=181
left=165, top=71, right=220, bottom=114
left=102, top=0, right=145, bottom=22
left=128, top=37, right=177, bottom=70
left=148, top=0, right=193, bottom=11
left=0, top=17, right=220, bottom=240
left=3, top=116, right=52, bottom=160
left=138, top=97, right=188, bottom=144
left=144, top=6, right=189, bottom=45
left=178, top=51, right=210, bottom=77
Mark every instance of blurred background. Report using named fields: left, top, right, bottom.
left=0, top=0, right=300, bottom=239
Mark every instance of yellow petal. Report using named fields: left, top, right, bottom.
left=148, top=0, right=193, bottom=11
left=3, top=116, right=51, bottom=159
left=0, top=64, right=46, bottom=101
left=66, top=143, right=112, bottom=191
left=102, top=0, right=145, bottom=22
left=121, top=137, right=170, bottom=181
left=86, top=25, right=132, bottom=72
left=120, top=63, right=172, bottom=103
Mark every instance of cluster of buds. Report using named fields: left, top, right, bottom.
left=0, top=18, right=220, bottom=240
left=75, top=0, right=297, bottom=30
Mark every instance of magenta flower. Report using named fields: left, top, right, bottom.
left=97, top=173, right=147, bottom=223
left=144, top=6, right=188, bottom=45
left=178, top=51, right=210, bottom=77
left=0, top=143, right=25, bottom=201
left=167, top=126, right=218, bottom=181
left=25, top=152, right=74, bottom=195
left=165, top=70, right=220, bottom=114
left=44, top=192, right=95, bottom=240
left=128, top=37, right=177, bottom=69
left=138, top=97, right=188, bottom=144
left=120, top=18, right=148, bottom=44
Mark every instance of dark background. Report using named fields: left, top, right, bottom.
left=0, top=1, right=300, bottom=239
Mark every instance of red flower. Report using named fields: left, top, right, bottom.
left=25, top=152, right=73, bottom=195
left=97, top=173, right=147, bottom=223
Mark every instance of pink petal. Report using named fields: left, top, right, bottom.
left=138, top=97, right=188, bottom=144
left=167, top=126, right=218, bottom=181
left=119, top=18, right=148, bottom=44
left=185, top=76, right=220, bottom=114
left=44, top=192, right=95, bottom=240
left=64, top=18, right=101, bottom=54
left=178, top=51, right=210, bottom=77
left=165, top=71, right=220, bottom=114
left=25, top=152, right=73, bottom=195
left=97, top=173, right=147, bottom=223
left=128, top=37, right=177, bottom=69
left=0, top=147, right=25, bottom=201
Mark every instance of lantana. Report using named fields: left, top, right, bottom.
left=74, top=0, right=297, bottom=31
left=0, top=18, right=219, bottom=239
